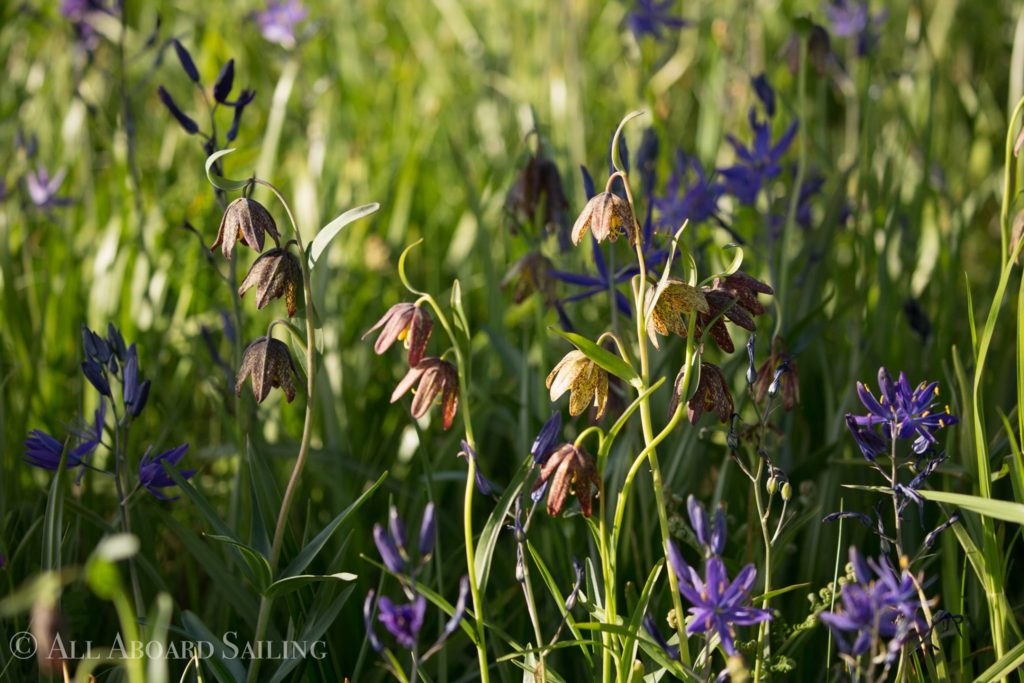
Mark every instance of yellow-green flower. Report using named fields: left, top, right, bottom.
left=646, top=279, right=709, bottom=348
left=570, top=191, right=637, bottom=245
left=546, top=350, right=609, bottom=419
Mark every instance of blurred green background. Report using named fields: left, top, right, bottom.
left=2, top=0, right=1024, bottom=680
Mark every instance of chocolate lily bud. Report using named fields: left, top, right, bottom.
left=238, top=247, right=302, bottom=317
left=235, top=336, right=298, bottom=403
left=570, top=191, right=637, bottom=245
left=211, top=197, right=281, bottom=259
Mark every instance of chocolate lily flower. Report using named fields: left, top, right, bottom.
left=211, top=197, right=282, bottom=259
left=645, top=278, right=709, bottom=348
left=570, top=191, right=637, bottom=245
left=235, top=337, right=298, bottom=403
left=238, top=247, right=303, bottom=317
left=390, top=357, right=459, bottom=429
left=672, top=362, right=733, bottom=424
left=531, top=443, right=600, bottom=517
left=504, top=150, right=570, bottom=238
left=714, top=271, right=774, bottom=316
left=362, top=303, right=433, bottom=367
left=502, top=252, right=558, bottom=306
left=546, top=350, right=609, bottom=419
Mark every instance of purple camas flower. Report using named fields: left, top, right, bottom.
left=377, top=595, right=426, bottom=649
left=819, top=548, right=927, bottom=663
left=847, top=367, right=958, bottom=455
left=373, top=522, right=406, bottom=574
left=626, top=0, right=688, bottom=41
left=61, top=0, right=114, bottom=50
left=24, top=430, right=96, bottom=471
left=670, top=551, right=772, bottom=655
left=122, top=344, right=151, bottom=418
left=457, top=441, right=496, bottom=497
left=825, top=0, right=886, bottom=56
left=720, top=111, right=798, bottom=206
left=138, top=444, right=194, bottom=501
left=26, top=167, right=70, bottom=209
left=254, top=0, right=308, bottom=49
left=530, top=411, right=562, bottom=464
left=654, top=151, right=724, bottom=231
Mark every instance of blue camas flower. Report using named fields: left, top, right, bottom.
left=720, top=110, right=798, bottom=206
left=254, top=0, right=308, bottom=50
left=825, top=0, right=887, bottom=56
left=138, top=444, right=195, bottom=501
left=626, top=0, right=688, bottom=41
left=24, top=430, right=94, bottom=471
left=669, top=551, right=772, bottom=655
left=686, top=495, right=726, bottom=556
left=377, top=595, right=426, bottom=649
left=847, top=367, right=958, bottom=454
left=654, top=151, right=724, bottom=231
left=819, top=548, right=927, bottom=663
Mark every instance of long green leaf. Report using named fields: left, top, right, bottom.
left=308, top=202, right=381, bottom=267
left=263, top=572, right=357, bottom=599
left=280, top=471, right=387, bottom=579
left=917, top=490, right=1024, bottom=525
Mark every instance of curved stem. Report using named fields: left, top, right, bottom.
left=418, top=292, right=491, bottom=682
left=247, top=179, right=317, bottom=683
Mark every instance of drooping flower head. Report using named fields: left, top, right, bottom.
left=546, top=350, right=610, bottom=419
left=239, top=248, right=303, bottom=318
left=847, top=367, right=958, bottom=455
left=570, top=192, right=637, bottom=246
left=531, top=443, right=600, bottom=517
left=645, top=279, right=709, bottom=349
left=362, top=303, right=433, bottom=367
left=504, top=148, right=570, bottom=242
left=390, top=357, right=459, bottom=429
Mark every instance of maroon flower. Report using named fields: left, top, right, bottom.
left=390, top=357, right=459, bottom=429
left=531, top=443, right=600, bottom=517
left=362, top=303, right=433, bottom=367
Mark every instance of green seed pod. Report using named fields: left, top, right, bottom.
left=782, top=481, right=793, bottom=501
left=766, top=476, right=778, bottom=495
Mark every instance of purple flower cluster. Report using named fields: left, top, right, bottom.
left=365, top=504, right=469, bottom=666
left=23, top=325, right=193, bottom=501
left=819, top=548, right=927, bottom=663
left=253, top=0, right=308, bottom=50
left=846, top=367, right=958, bottom=459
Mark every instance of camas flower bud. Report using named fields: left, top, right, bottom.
left=213, top=59, right=235, bottom=104
left=211, top=197, right=282, bottom=259
left=235, top=336, right=298, bottom=403
left=570, top=191, right=637, bottom=245
left=238, top=247, right=302, bottom=317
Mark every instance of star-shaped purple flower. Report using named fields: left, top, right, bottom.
left=138, top=443, right=194, bottom=501
left=254, top=0, right=308, bottom=49
left=654, top=151, right=723, bottom=231
left=626, top=0, right=688, bottom=41
left=720, top=110, right=798, bottom=206
left=377, top=594, right=426, bottom=649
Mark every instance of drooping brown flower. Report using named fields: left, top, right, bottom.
left=211, top=197, right=282, bottom=259
left=753, top=338, right=800, bottom=410
left=645, top=279, right=709, bottom=348
left=546, top=350, right=609, bottom=419
left=674, top=362, right=733, bottom=424
left=502, top=252, right=558, bottom=306
left=362, top=303, right=433, bottom=367
left=390, top=357, right=459, bottom=429
left=688, top=272, right=773, bottom=354
left=235, top=336, right=298, bottom=403
left=570, top=191, right=637, bottom=245
left=531, top=443, right=600, bottom=517
left=238, top=247, right=303, bottom=316
left=505, top=151, right=570, bottom=235
left=713, top=272, right=774, bottom=316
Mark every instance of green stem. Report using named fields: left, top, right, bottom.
left=752, top=458, right=771, bottom=682
left=247, top=179, right=317, bottom=683
left=419, top=293, right=491, bottom=683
